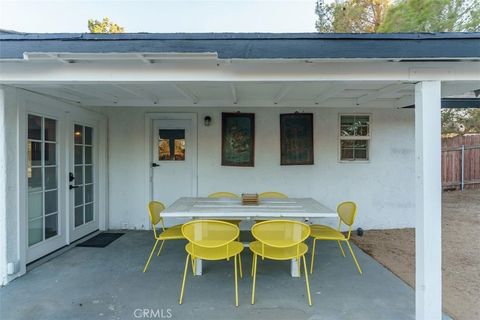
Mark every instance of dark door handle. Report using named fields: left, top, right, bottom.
left=69, top=185, right=79, bottom=190
left=152, top=163, right=160, bottom=167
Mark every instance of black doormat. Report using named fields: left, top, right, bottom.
left=77, top=232, right=125, bottom=248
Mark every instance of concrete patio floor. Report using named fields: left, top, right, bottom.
left=1, top=231, right=451, bottom=320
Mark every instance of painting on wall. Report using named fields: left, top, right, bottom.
left=280, top=113, right=314, bottom=165
left=222, top=112, right=255, bottom=167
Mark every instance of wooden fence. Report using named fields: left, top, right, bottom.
left=442, top=134, right=480, bottom=190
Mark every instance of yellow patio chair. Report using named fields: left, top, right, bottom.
left=309, top=201, right=362, bottom=275
left=258, top=191, right=288, bottom=199
left=208, top=192, right=242, bottom=227
left=250, top=220, right=312, bottom=306
left=143, top=201, right=185, bottom=273
left=179, top=220, right=244, bottom=306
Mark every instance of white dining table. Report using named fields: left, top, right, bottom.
left=162, top=197, right=337, bottom=277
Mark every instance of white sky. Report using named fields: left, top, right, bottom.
left=0, top=0, right=335, bottom=33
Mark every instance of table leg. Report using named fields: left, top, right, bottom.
left=291, top=258, right=300, bottom=277
left=195, top=258, right=203, bottom=275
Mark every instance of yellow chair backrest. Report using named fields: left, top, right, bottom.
left=148, top=201, right=166, bottom=238
left=337, top=201, right=357, bottom=226
left=182, top=220, right=239, bottom=249
left=252, top=220, right=310, bottom=248
left=258, top=192, right=288, bottom=199
left=208, top=192, right=239, bottom=199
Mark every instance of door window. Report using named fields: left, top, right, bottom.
left=158, top=129, right=185, bottom=161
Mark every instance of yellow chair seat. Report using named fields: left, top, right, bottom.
left=250, top=241, right=308, bottom=261
left=158, top=224, right=185, bottom=240
left=185, top=241, right=243, bottom=260
left=310, top=225, right=346, bottom=240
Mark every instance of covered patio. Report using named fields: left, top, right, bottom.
left=1, top=32, right=479, bottom=319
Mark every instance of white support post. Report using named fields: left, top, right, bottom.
left=415, top=81, right=442, bottom=320
left=0, top=86, right=7, bottom=285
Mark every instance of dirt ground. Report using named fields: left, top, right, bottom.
left=350, top=189, right=480, bottom=320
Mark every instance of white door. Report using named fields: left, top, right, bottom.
left=69, top=121, right=99, bottom=241
left=152, top=119, right=197, bottom=225
left=26, top=113, right=67, bottom=262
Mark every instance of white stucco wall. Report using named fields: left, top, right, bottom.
left=103, top=106, right=415, bottom=231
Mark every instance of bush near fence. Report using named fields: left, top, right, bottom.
left=442, top=134, right=480, bottom=190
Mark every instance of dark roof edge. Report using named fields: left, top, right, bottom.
left=1, top=32, right=480, bottom=41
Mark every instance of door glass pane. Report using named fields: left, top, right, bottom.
left=74, top=206, right=84, bottom=227
left=75, top=186, right=83, bottom=206
left=45, top=214, right=58, bottom=239
left=45, top=190, right=58, bottom=214
left=28, top=218, right=43, bottom=246
left=28, top=141, right=42, bottom=166
left=28, top=192, right=43, bottom=220
left=74, top=125, right=83, bottom=144
left=75, top=165, right=83, bottom=184
left=85, top=203, right=94, bottom=223
left=85, top=184, right=93, bottom=203
left=44, top=143, right=56, bottom=165
left=85, top=166, right=93, bottom=184
left=85, top=147, right=92, bottom=164
left=158, top=129, right=185, bottom=161
left=85, top=126, right=93, bottom=145
left=45, top=167, right=57, bottom=190
left=28, top=168, right=42, bottom=192
left=44, top=118, right=56, bottom=142
left=74, top=146, right=83, bottom=164
left=28, top=115, right=42, bottom=140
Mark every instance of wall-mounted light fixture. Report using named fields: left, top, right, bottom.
left=204, top=116, right=212, bottom=126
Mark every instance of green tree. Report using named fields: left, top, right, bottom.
left=442, top=109, right=480, bottom=135
left=379, top=0, right=480, bottom=32
left=88, top=17, right=125, bottom=33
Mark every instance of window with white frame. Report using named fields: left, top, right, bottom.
left=339, top=114, right=370, bottom=161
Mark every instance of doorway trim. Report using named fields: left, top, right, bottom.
left=144, top=112, right=198, bottom=229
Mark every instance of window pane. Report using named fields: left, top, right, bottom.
left=75, top=165, right=83, bottom=184
left=74, top=125, right=83, bottom=144
left=45, top=167, right=57, bottom=190
left=85, top=126, right=93, bottom=145
left=74, top=206, right=84, bottom=227
left=340, top=115, right=370, bottom=137
left=85, top=203, right=94, bottom=223
left=44, top=118, right=56, bottom=142
left=340, top=115, right=354, bottom=125
left=159, top=138, right=171, bottom=160
left=45, top=214, right=58, bottom=239
left=28, top=115, right=42, bottom=140
left=28, top=141, right=42, bottom=166
left=45, top=190, right=58, bottom=214
left=341, top=140, right=354, bottom=148
left=28, top=218, right=43, bottom=246
left=75, top=186, right=83, bottom=206
left=85, top=184, right=93, bottom=203
left=44, top=143, right=56, bottom=165
left=85, top=146, right=92, bottom=164
left=75, top=146, right=83, bottom=164
left=174, top=139, right=185, bottom=160
left=28, top=192, right=43, bottom=220
left=159, top=129, right=185, bottom=161
left=341, top=148, right=354, bottom=160
left=355, top=149, right=368, bottom=159
left=85, top=166, right=93, bottom=184
left=28, top=168, right=42, bottom=192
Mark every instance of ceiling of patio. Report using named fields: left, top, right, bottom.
left=12, top=80, right=479, bottom=109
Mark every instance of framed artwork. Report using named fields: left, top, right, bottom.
left=280, top=113, right=314, bottom=165
left=222, top=112, right=255, bottom=167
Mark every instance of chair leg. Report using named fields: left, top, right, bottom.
left=297, top=257, right=301, bottom=276
left=179, top=254, right=190, bottom=304
left=238, top=254, right=243, bottom=278
left=251, top=254, right=258, bottom=304
left=156, top=240, right=165, bottom=256
left=310, top=238, right=316, bottom=274
left=346, top=241, right=363, bottom=274
left=302, top=255, right=312, bottom=306
left=143, top=239, right=159, bottom=273
left=251, top=254, right=255, bottom=277
left=337, top=240, right=346, bottom=257
left=234, top=255, right=239, bottom=307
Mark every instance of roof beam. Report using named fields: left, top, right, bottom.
left=395, top=95, right=414, bottom=108
left=356, top=83, right=407, bottom=105
left=111, top=84, right=159, bottom=103
left=315, top=84, right=346, bottom=104
left=172, top=84, right=198, bottom=104
left=230, top=84, right=238, bottom=104
left=136, top=54, right=153, bottom=64
left=63, top=85, right=119, bottom=103
left=46, top=54, right=71, bottom=64
left=273, top=85, right=293, bottom=104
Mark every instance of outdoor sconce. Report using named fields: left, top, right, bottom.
left=204, top=116, right=212, bottom=126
